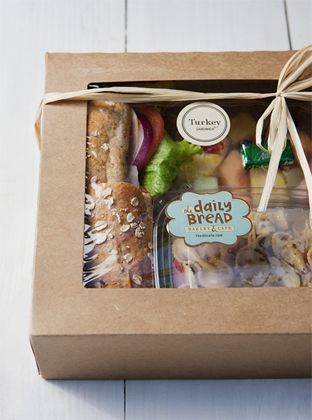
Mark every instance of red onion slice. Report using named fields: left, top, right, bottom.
left=128, top=110, right=144, bottom=165
left=133, top=114, right=154, bottom=170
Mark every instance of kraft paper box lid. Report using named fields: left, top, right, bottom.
left=31, top=51, right=312, bottom=379
left=44, top=51, right=295, bottom=92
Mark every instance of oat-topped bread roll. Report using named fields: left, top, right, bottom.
left=84, top=181, right=153, bottom=288
left=86, top=101, right=132, bottom=185
left=84, top=101, right=153, bottom=288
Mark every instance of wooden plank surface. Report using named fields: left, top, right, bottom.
left=0, top=1, right=125, bottom=420
left=126, top=379, right=312, bottom=420
left=127, top=0, right=289, bottom=52
left=286, top=0, right=312, bottom=48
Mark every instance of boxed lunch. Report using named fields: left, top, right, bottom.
left=31, top=48, right=312, bottom=379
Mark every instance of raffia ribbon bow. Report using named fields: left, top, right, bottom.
left=255, top=44, right=312, bottom=228
left=36, top=45, right=312, bottom=225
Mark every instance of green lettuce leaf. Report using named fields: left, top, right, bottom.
left=142, top=133, right=201, bottom=196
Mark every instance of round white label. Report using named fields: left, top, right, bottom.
left=176, top=102, right=230, bottom=146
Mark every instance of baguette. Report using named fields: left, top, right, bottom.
left=86, top=100, right=131, bottom=185
left=84, top=181, right=153, bottom=288
left=84, top=101, right=153, bottom=288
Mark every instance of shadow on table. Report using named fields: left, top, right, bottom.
left=125, top=378, right=312, bottom=420
left=46, top=379, right=125, bottom=420
left=42, top=378, right=312, bottom=420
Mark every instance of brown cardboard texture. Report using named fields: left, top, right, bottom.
left=31, top=51, right=312, bottom=379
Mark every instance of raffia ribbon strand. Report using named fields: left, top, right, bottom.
left=35, top=44, right=312, bottom=225
left=255, top=44, right=312, bottom=226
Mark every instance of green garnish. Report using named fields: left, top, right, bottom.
left=142, top=133, right=201, bottom=196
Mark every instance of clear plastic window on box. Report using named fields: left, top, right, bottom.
left=82, top=81, right=312, bottom=288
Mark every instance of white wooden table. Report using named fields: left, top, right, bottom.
left=0, top=1, right=311, bottom=419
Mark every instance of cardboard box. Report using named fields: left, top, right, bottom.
left=31, top=51, right=312, bottom=379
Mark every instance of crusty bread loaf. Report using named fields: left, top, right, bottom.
left=84, top=181, right=153, bottom=288
left=84, top=101, right=153, bottom=288
left=86, top=101, right=132, bottom=185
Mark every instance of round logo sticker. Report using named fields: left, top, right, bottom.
left=176, top=102, right=230, bottom=146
